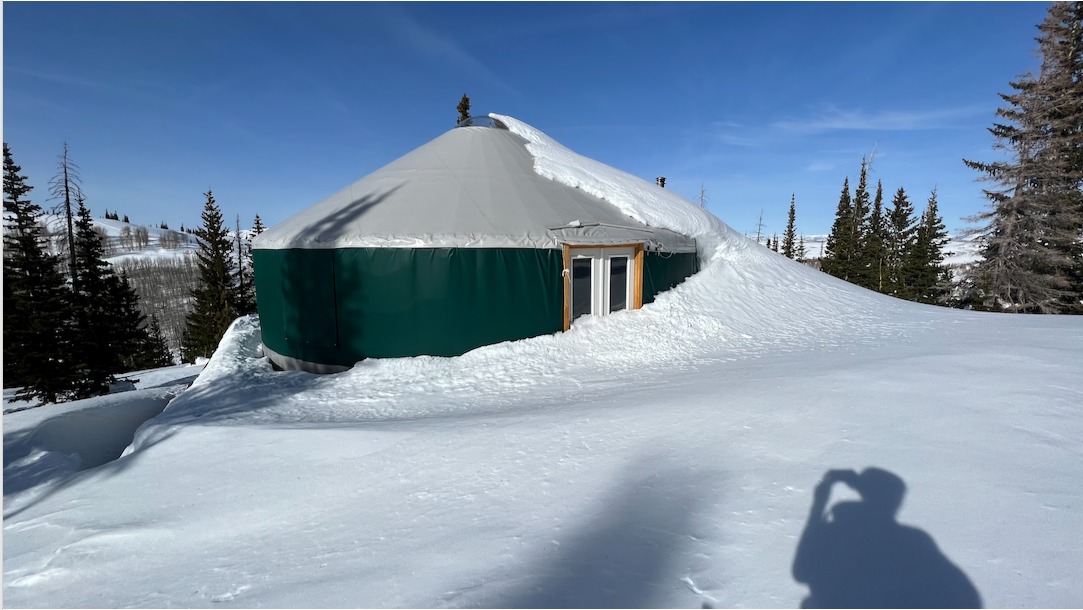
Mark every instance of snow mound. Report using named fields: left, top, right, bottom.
left=3, top=384, right=186, bottom=515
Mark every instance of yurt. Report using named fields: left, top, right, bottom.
left=252, top=115, right=699, bottom=373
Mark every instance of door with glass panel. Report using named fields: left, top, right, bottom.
left=568, top=247, right=636, bottom=325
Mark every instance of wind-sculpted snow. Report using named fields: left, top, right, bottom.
left=5, top=120, right=1083, bottom=608
left=129, top=225, right=925, bottom=437
left=492, top=113, right=737, bottom=260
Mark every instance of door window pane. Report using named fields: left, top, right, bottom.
left=571, top=258, right=592, bottom=320
left=609, top=256, right=628, bottom=312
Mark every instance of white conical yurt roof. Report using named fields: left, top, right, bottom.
left=254, top=117, right=696, bottom=253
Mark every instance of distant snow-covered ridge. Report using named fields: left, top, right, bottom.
left=8, top=213, right=262, bottom=267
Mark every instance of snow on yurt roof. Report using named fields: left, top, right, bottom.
left=254, top=116, right=696, bottom=253
left=493, top=113, right=732, bottom=260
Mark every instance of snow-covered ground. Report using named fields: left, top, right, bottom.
left=4, top=119, right=1081, bottom=608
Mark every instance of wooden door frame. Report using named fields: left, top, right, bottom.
left=562, top=243, right=644, bottom=331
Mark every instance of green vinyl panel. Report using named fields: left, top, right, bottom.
left=335, top=248, right=564, bottom=359
left=254, top=249, right=338, bottom=362
left=255, top=247, right=564, bottom=367
left=253, top=249, right=288, bottom=357
left=642, top=251, right=700, bottom=304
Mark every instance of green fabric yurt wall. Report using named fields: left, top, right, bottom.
left=255, top=247, right=564, bottom=366
left=643, top=252, right=700, bottom=305
left=255, top=248, right=698, bottom=368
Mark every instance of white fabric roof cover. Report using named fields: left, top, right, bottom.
left=254, top=122, right=696, bottom=252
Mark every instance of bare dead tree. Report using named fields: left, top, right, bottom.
left=48, top=142, right=82, bottom=290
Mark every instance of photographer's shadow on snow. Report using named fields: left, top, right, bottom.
left=792, top=467, right=982, bottom=609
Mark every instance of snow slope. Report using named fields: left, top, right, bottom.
left=4, top=118, right=1082, bottom=608
left=28, top=213, right=201, bottom=265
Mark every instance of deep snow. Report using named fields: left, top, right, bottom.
left=3, top=118, right=1081, bottom=608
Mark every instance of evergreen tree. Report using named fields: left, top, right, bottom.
left=849, top=159, right=873, bottom=271
left=963, top=2, right=1083, bottom=313
left=123, top=214, right=130, bottom=223
left=822, top=177, right=857, bottom=280
left=111, top=271, right=163, bottom=372
left=908, top=189, right=952, bottom=305
left=457, top=93, right=472, bottom=125
left=182, top=190, right=238, bottom=363
left=3, top=143, right=75, bottom=403
left=796, top=235, right=808, bottom=262
left=782, top=194, right=798, bottom=259
left=885, top=187, right=918, bottom=298
left=69, top=196, right=148, bottom=397
left=131, top=314, right=175, bottom=369
left=771, top=234, right=780, bottom=252
left=233, top=214, right=256, bottom=315
left=858, top=180, right=889, bottom=291
left=249, top=213, right=265, bottom=310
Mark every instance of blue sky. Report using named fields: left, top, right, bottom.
left=3, top=2, right=1050, bottom=238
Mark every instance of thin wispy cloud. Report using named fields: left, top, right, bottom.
left=804, top=161, right=836, bottom=172
left=709, top=121, right=760, bottom=148
left=5, top=65, right=119, bottom=94
left=384, top=7, right=522, bottom=99
left=5, top=64, right=182, bottom=110
left=773, top=105, right=988, bottom=135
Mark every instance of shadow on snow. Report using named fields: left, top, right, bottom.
left=793, top=467, right=982, bottom=608
left=486, top=457, right=719, bottom=608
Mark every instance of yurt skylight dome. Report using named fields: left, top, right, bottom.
left=456, top=115, right=508, bottom=129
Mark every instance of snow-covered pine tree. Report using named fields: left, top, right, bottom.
left=963, top=2, right=1083, bottom=313
left=782, top=194, right=798, bottom=259
left=3, top=143, right=76, bottom=403
left=182, top=190, right=239, bottom=363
